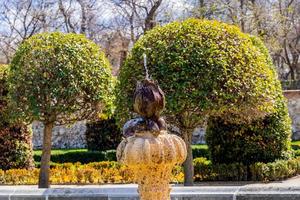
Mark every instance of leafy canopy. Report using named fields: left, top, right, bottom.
left=8, top=32, right=114, bottom=123
left=116, top=19, right=279, bottom=128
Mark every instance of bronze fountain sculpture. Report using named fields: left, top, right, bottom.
left=117, top=54, right=187, bottom=200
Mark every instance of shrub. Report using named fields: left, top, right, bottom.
left=193, top=157, right=247, bottom=181
left=193, top=157, right=212, bottom=181
left=206, top=36, right=292, bottom=166
left=250, top=158, right=300, bottom=181
left=192, top=146, right=209, bottom=159
left=294, top=150, right=300, bottom=157
left=34, top=150, right=117, bottom=165
left=0, top=64, right=33, bottom=170
left=86, top=117, right=122, bottom=151
left=193, top=157, right=300, bottom=182
left=206, top=102, right=291, bottom=165
left=116, top=18, right=283, bottom=184
left=8, top=32, right=115, bottom=187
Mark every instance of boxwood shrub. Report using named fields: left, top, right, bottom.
left=193, top=157, right=300, bottom=182
left=34, top=150, right=117, bottom=165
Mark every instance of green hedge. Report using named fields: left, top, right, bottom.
left=206, top=100, right=292, bottom=165
left=33, top=144, right=300, bottom=166
left=293, top=150, right=300, bottom=157
left=34, top=147, right=207, bottom=165
left=34, top=150, right=117, bottom=166
left=194, top=157, right=300, bottom=181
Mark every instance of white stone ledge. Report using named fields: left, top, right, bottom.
left=0, top=184, right=300, bottom=200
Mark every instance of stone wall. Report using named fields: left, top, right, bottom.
left=32, top=121, right=86, bottom=149
left=32, top=90, right=300, bottom=149
left=283, top=90, right=300, bottom=140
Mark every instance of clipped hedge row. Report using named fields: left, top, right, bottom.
left=194, top=157, right=300, bottom=182
left=34, top=150, right=117, bottom=165
left=34, top=147, right=209, bottom=165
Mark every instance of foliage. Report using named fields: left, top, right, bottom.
left=192, top=145, right=209, bottom=159
left=193, top=157, right=300, bottom=182
left=33, top=141, right=300, bottom=165
left=294, top=150, right=300, bottom=158
left=116, top=19, right=287, bottom=185
left=1, top=157, right=300, bottom=184
left=8, top=32, right=115, bottom=124
left=0, top=64, right=9, bottom=125
left=206, top=105, right=291, bottom=165
left=34, top=149, right=117, bottom=166
left=206, top=36, right=292, bottom=165
left=292, top=141, right=300, bottom=150
left=33, top=146, right=209, bottom=165
left=0, top=64, right=34, bottom=170
left=8, top=32, right=115, bottom=187
left=0, top=125, right=34, bottom=170
left=250, top=158, right=300, bottom=181
left=116, top=18, right=281, bottom=128
left=86, top=117, right=122, bottom=151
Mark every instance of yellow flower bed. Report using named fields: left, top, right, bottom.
left=0, top=161, right=184, bottom=185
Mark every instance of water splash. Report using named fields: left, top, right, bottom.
left=143, top=53, right=150, bottom=80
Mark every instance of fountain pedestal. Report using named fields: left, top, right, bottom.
left=117, top=131, right=187, bottom=200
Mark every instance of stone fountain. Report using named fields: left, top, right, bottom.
left=117, top=71, right=187, bottom=199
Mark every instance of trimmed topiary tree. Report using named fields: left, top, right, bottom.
left=8, top=32, right=115, bottom=188
left=116, top=19, right=282, bottom=185
left=0, top=64, right=34, bottom=170
left=206, top=36, right=292, bottom=168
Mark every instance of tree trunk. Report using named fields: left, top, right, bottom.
left=290, top=67, right=295, bottom=80
left=182, top=129, right=194, bottom=186
left=38, top=122, right=54, bottom=188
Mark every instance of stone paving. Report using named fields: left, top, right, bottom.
left=0, top=176, right=299, bottom=200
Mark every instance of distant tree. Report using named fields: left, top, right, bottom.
left=188, top=0, right=300, bottom=80
left=110, top=0, right=163, bottom=42
left=8, top=32, right=114, bottom=188
left=0, top=0, right=58, bottom=63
